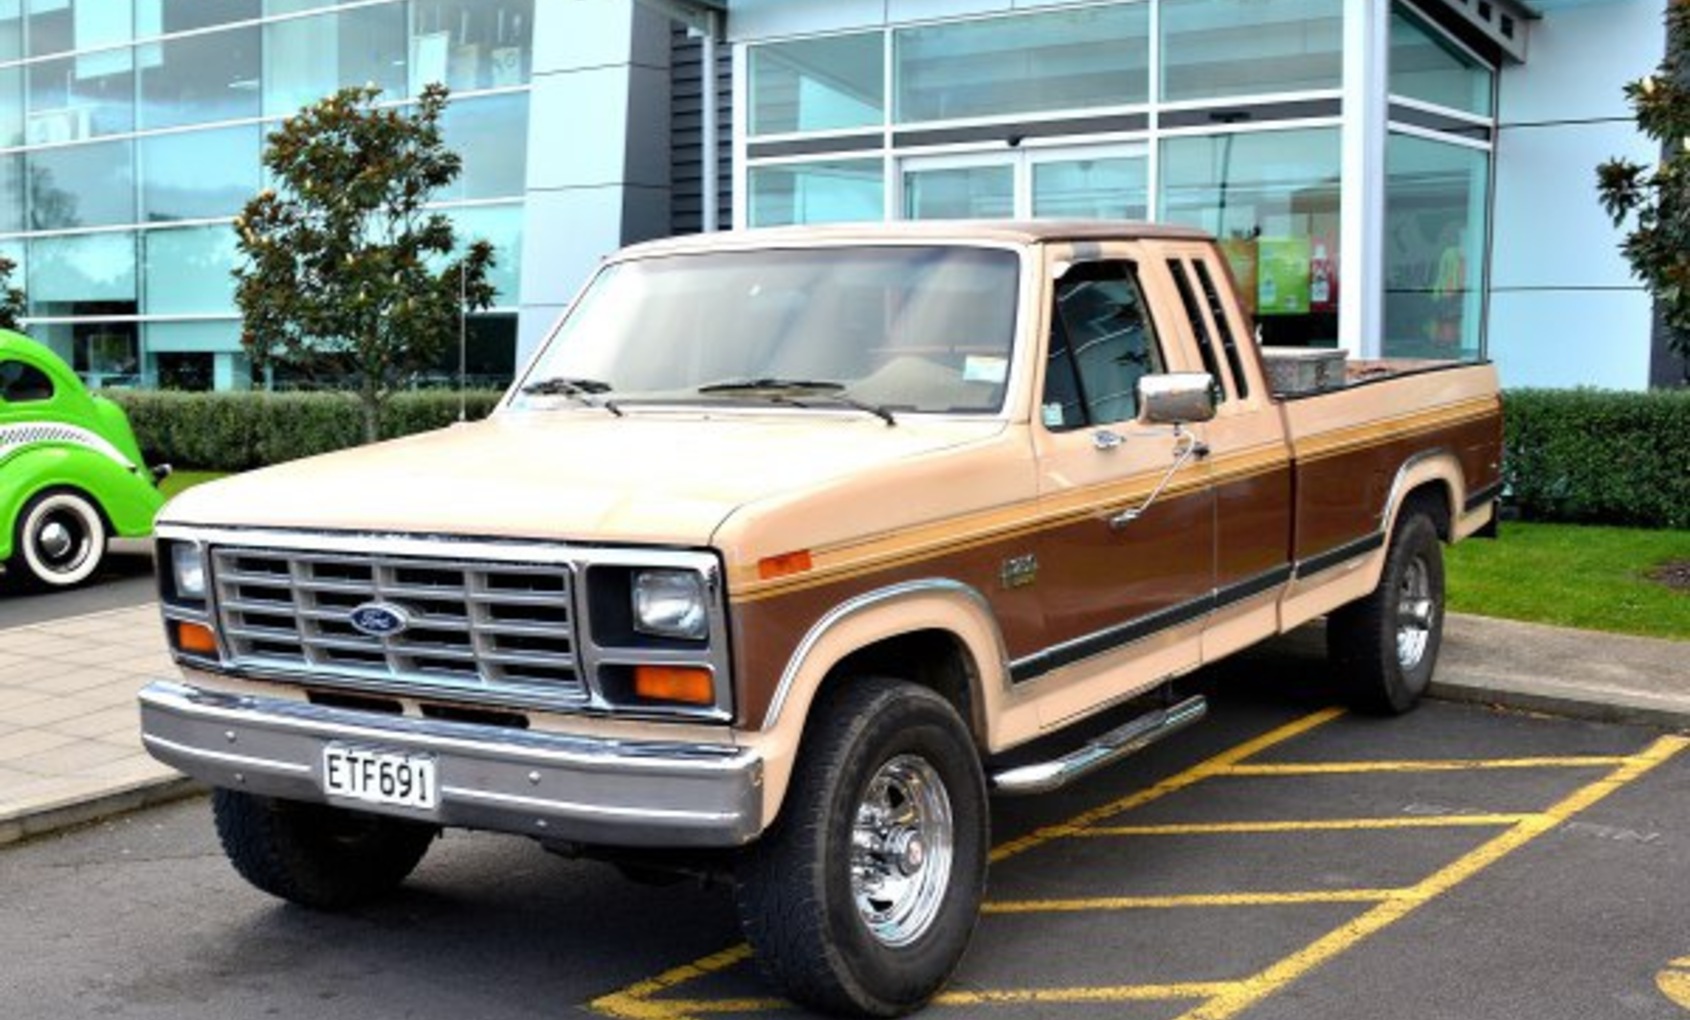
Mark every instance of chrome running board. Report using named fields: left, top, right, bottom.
left=990, top=695, right=1208, bottom=795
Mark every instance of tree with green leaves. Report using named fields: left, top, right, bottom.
left=234, top=82, right=497, bottom=441
left=0, top=255, right=25, bottom=332
left=1597, top=0, right=1690, bottom=382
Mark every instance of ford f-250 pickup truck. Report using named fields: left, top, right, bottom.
left=140, top=221, right=1502, bottom=1017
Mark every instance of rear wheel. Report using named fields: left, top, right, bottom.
left=1328, top=511, right=1446, bottom=714
left=212, top=789, right=437, bottom=910
left=11, top=489, right=107, bottom=588
left=734, top=677, right=988, bottom=1017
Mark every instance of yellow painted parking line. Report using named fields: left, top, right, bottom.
left=989, top=707, right=1346, bottom=864
left=1224, top=755, right=1630, bottom=776
left=1174, top=734, right=1690, bottom=1020
left=592, top=944, right=756, bottom=1019
left=985, top=889, right=1402, bottom=914
left=1076, top=815, right=1536, bottom=836
left=934, top=982, right=1239, bottom=1006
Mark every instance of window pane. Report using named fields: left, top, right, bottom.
left=1049, top=262, right=1163, bottom=427
left=139, top=24, right=262, bottom=130
left=442, top=92, right=527, bottom=199
left=1160, top=127, right=1341, bottom=345
left=264, top=3, right=408, bottom=117
left=896, top=5, right=1149, bottom=124
left=446, top=202, right=521, bottom=305
left=0, top=153, right=23, bottom=233
left=28, top=231, right=138, bottom=314
left=0, top=357, right=56, bottom=402
left=0, top=6, right=22, bottom=62
left=410, top=0, right=533, bottom=93
left=422, top=312, right=516, bottom=388
left=137, top=0, right=260, bottom=35
left=29, top=139, right=136, bottom=229
left=0, top=65, right=22, bottom=148
left=1161, top=0, right=1342, bottom=102
left=903, top=164, right=1012, bottom=220
left=143, top=225, right=238, bottom=314
left=30, top=1, right=134, bottom=58
left=1384, top=133, right=1488, bottom=360
left=748, top=160, right=883, bottom=226
left=750, top=33, right=882, bottom=136
left=28, top=52, right=135, bottom=140
left=1032, top=156, right=1148, bottom=220
left=1390, top=9, right=1493, bottom=116
left=141, top=124, right=260, bottom=222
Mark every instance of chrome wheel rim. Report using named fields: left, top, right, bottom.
left=33, top=512, right=90, bottom=572
left=1396, top=556, right=1434, bottom=670
left=851, top=754, right=954, bottom=948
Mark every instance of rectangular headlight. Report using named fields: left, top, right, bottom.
left=631, top=569, right=708, bottom=640
left=170, top=542, right=206, bottom=601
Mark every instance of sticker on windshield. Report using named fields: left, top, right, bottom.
left=963, top=356, right=1008, bottom=385
left=1042, top=403, right=1066, bottom=428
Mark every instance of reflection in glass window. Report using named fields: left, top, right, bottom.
left=748, top=160, right=883, bottom=227
left=1045, top=261, right=1163, bottom=429
left=1389, top=9, right=1493, bottom=117
left=138, top=0, right=261, bottom=35
left=904, top=164, right=1013, bottom=220
left=896, top=5, right=1149, bottom=123
left=28, top=139, right=137, bottom=230
left=1161, top=128, right=1341, bottom=346
left=28, top=52, right=136, bottom=140
left=1032, top=156, right=1148, bottom=220
left=444, top=202, right=522, bottom=305
left=1384, top=133, right=1488, bottom=361
left=141, top=124, right=260, bottom=222
left=30, top=1, right=134, bottom=59
left=0, top=65, right=21, bottom=148
left=143, top=226, right=240, bottom=315
left=0, top=7, right=21, bottom=62
left=29, top=232, right=139, bottom=316
left=750, top=33, right=882, bottom=136
left=0, top=154, right=23, bottom=234
left=1161, top=0, right=1342, bottom=102
left=442, top=92, right=528, bottom=200
left=264, top=3, right=408, bottom=117
left=410, top=0, right=534, bottom=93
left=139, top=24, right=262, bottom=130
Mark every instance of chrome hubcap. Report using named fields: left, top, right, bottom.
left=38, top=520, right=74, bottom=560
left=851, top=754, right=953, bottom=948
left=1396, top=556, right=1434, bottom=670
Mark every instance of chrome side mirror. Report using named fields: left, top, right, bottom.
left=1138, top=373, right=1217, bottom=426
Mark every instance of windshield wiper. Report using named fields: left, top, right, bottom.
left=519, top=376, right=623, bottom=416
left=696, top=378, right=896, bottom=427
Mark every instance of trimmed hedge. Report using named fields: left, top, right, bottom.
left=109, top=390, right=505, bottom=472
left=1502, top=388, right=1690, bottom=530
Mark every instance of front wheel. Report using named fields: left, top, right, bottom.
left=734, top=678, right=988, bottom=1017
left=1328, top=511, right=1446, bottom=714
left=11, top=489, right=107, bottom=588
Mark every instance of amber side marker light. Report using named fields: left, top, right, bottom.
left=758, top=550, right=813, bottom=581
left=176, top=621, right=218, bottom=656
left=633, top=665, right=715, bottom=706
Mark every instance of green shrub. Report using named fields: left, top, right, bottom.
left=1502, top=388, right=1690, bottom=529
left=109, top=390, right=504, bottom=472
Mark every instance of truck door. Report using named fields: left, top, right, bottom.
left=1023, top=252, right=1215, bottom=717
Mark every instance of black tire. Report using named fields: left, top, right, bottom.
left=11, top=489, right=107, bottom=588
left=1328, top=511, right=1446, bottom=715
left=734, top=678, right=988, bottom=1017
left=212, top=789, right=437, bottom=911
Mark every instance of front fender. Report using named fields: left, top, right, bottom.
left=0, top=446, right=166, bottom=558
left=742, top=579, right=1015, bottom=829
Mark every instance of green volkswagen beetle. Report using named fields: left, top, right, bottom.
left=0, top=331, right=167, bottom=588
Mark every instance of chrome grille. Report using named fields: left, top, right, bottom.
left=211, top=546, right=585, bottom=707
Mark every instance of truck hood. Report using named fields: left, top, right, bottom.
left=161, top=409, right=1008, bottom=546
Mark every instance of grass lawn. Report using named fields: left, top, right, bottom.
left=1447, top=522, right=1690, bottom=641
left=158, top=470, right=228, bottom=501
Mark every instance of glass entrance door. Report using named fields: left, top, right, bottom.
left=902, top=144, right=1148, bottom=221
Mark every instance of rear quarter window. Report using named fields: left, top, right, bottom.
left=0, top=359, right=55, bottom=403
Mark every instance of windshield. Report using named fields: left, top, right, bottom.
left=509, top=245, right=1022, bottom=415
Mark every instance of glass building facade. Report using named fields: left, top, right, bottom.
left=739, top=0, right=1497, bottom=361
left=0, top=0, right=533, bottom=390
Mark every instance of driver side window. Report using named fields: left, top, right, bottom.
left=1041, top=261, right=1164, bottom=431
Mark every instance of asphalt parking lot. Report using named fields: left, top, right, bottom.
left=3, top=677, right=1687, bottom=1020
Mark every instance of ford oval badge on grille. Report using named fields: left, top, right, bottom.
left=349, top=602, right=410, bottom=638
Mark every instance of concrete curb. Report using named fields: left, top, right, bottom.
left=0, top=775, right=205, bottom=848
left=1430, top=674, right=1690, bottom=732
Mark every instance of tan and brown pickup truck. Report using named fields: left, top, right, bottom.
left=140, top=221, right=1501, bottom=1017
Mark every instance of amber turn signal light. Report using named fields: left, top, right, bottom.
left=175, top=621, right=218, bottom=656
left=758, top=549, right=813, bottom=580
left=632, top=665, right=714, bottom=705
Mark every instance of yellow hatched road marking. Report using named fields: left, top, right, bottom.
left=985, top=889, right=1402, bottom=914
left=1174, top=734, right=1690, bottom=1020
left=1077, top=815, right=1535, bottom=836
left=1223, top=756, right=1631, bottom=776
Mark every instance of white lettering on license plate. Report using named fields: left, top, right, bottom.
left=322, top=745, right=438, bottom=810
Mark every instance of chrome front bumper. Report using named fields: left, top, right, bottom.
left=138, top=680, right=764, bottom=848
